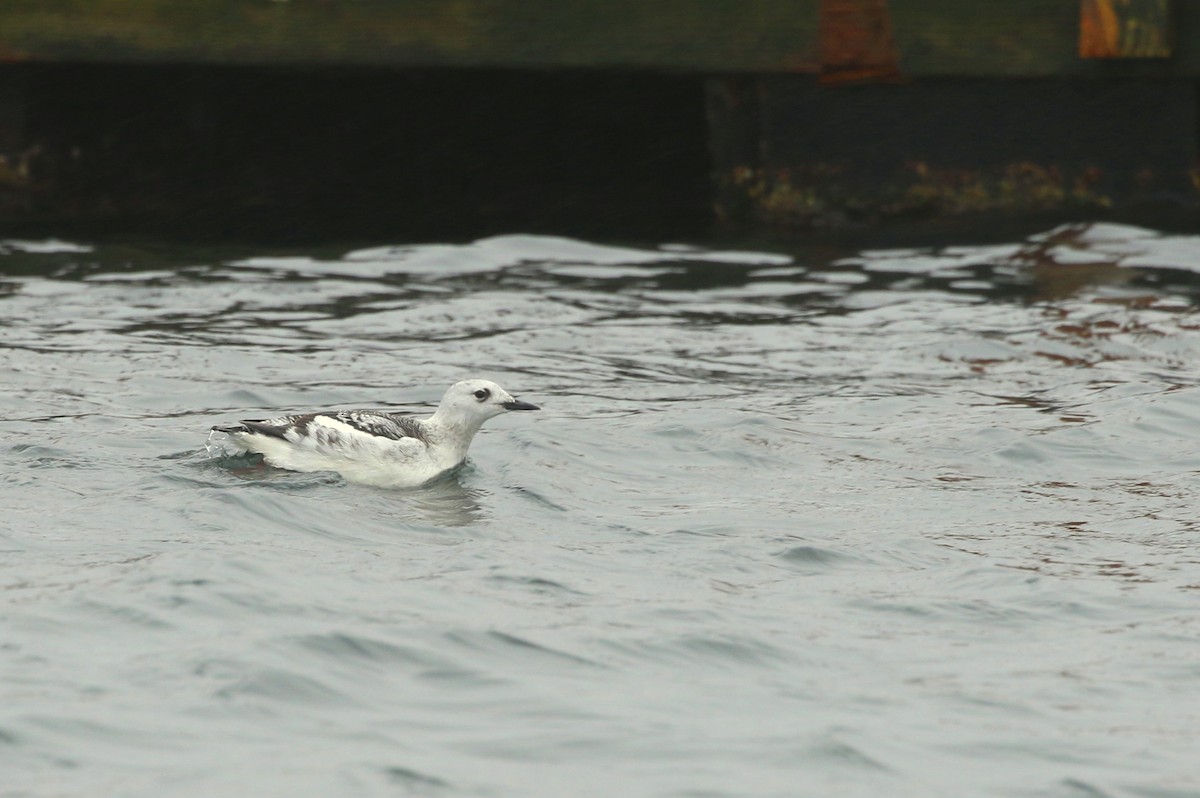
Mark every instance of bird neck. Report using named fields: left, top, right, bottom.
left=423, top=410, right=484, bottom=462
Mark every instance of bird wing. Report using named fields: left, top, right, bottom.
left=326, top=410, right=429, bottom=442
left=220, top=410, right=428, bottom=459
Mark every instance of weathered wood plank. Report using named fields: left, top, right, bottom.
left=0, top=1, right=1198, bottom=76
left=0, top=1, right=819, bottom=72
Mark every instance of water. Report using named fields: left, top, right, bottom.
left=3, top=223, right=1200, bottom=797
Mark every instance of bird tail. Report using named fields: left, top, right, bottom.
left=211, top=423, right=249, bottom=434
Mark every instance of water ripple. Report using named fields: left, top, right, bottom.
left=4, top=225, right=1200, bottom=796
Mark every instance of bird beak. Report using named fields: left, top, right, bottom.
left=502, top=400, right=539, bottom=411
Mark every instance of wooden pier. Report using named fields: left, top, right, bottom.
left=0, top=1, right=1195, bottom=238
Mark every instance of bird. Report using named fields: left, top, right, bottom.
left=210, top=379, right=539, bottom=488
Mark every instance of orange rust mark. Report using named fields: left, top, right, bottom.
left=1080, top=0, right=1121, bottom=57
left=819, top=0, right=900, bottom=84
left=1080, top=0, right=1172, bottom=58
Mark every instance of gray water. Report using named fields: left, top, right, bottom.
left=2, top=224, right=1199, bottom=797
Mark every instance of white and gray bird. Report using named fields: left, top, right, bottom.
left=211, top=379, right=539, bottom=488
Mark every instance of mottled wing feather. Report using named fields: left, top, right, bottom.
left=328, top=411, right=428, bottom=443
left=219, top=410, right=427, bottom=444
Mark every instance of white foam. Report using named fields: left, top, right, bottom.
left=1, top=239, right=94, bottom=255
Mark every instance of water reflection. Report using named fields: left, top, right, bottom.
left=198, top=450, right=486, bottom=527
left=397, top=475, right=487, bottom=528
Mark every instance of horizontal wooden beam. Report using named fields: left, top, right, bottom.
left=1, top=1, right=1198, bottom=76
left=0, top=1, right=818, bottom=72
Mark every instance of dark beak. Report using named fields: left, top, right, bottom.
left=502, top=400, right=539, bottom=411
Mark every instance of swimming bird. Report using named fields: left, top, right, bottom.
left=211, top=379, right=538, bottom=487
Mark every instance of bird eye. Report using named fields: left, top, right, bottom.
left=473, top=388, right=490, bottom=401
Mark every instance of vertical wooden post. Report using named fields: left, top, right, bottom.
left=706, top=77, right=763, bottom=225
left=0, top=67, right=29, bottom=189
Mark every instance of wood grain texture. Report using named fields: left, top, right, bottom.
left=0, top=1, right=1196, bottom=75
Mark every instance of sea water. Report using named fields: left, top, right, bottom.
left=2, top=224, right=1199, bottom=797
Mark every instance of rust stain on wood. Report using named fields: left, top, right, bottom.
left=1080, top=0, right=1172, bottom=58
left=818, top=0, right=900, bottom=84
